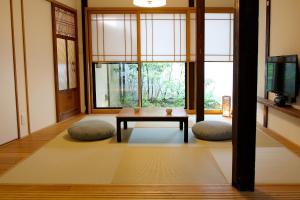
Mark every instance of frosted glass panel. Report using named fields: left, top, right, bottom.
left=190, top=13, right=196, bottom=61
left=57, top=38, right=68, bottom=90
left=141, top=13, right=186, bottom=61
left=190, top=13, right=234, bottom=62
left=91, top=13, right=137, bottom=62
left=153, top=20, right=174, bottom=55
left=67, top=40, right=77, bottom=89
left=205, top=19, right=231, bottom=55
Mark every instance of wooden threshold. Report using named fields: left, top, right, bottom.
left=0, top=184, right=299, bottom=199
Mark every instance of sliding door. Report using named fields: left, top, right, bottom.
left=89, top=11, right=187, bottom=109
left=52, top=4, right=80, bottom=121
left=191, top=13, right=234, bottom=112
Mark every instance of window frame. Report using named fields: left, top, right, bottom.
left=87, top=7, right=234, bottom=113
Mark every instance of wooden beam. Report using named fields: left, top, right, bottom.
left=81, top=0, right=88, bottom=113
left=196, top=0, right=205, bottom=122
left=263, top=0, right=271, bottom=127
left=232, top=0, right=259, bottom=191
left=189, top=0, right=195, bottom=7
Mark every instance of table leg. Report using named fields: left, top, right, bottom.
left=184, top=118, right=188, bottom=143
left=124, top=121, right=128, bottom=129
left=117, top=119, right=121, bottom=142
left=179, top=121, right=183, bottom=130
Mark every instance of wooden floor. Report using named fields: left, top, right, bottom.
left=0, top=114, right=300, bottom=199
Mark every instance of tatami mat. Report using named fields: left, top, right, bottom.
left=112, top=146, right=227, bottom=184
left=0, top=115, right=296, bottom=185
left=210, top=147, right=300, bottom=184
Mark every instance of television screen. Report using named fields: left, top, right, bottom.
left=266, top=55, right=299, bottom=103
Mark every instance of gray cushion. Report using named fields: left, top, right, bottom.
left=192, top=121, right=232, bottom=141
left=68, top=120, right=115, bottom=141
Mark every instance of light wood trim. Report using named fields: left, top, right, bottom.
left=87, top=7, right=235, bottom=13
left=0, top=183, right=300, bottom=199
left=186, top=109, right=223, bottom=115
left=87, top=11, right=94, bottom=113
left=92, top=109, right=122, bottom=114
left=137, top=11, right=142, bottom=107
left=257, top=124, right=300, bottom=156
left=9, top=0, right=21, bottom=138
left=20, top=0, right=31, bottom=134
left=205, top=7, right=235, bottom=13
left=257, top=97, right=300, bottom=119
left=45, top=0, right=76, bottom=12
left=186, top=12, right=191, bottom=110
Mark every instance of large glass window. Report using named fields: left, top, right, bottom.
left=141, top=62, right=186, bottom=108
left=93, top=63, right=138, bottom=108
left=90, top=11, right=233, bottom=110
left=205, top=62, right=233, bottom=110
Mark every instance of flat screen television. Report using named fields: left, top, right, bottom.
left=266, top=55, right=299, bottom=106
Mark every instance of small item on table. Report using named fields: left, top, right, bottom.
left=134, top=107, right=140, bottom=113
left=166, top=108, right=173, bottom=115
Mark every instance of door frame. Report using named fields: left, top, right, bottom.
left=51, top=2, right=81, bottom=122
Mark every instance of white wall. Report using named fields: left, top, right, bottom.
left=0, top=0, right=84, bottom=144
left=12, top=0, right=29, bottom=137
left=257, top=0, right=300, bottom=145
left=23, top=0, right=57, bottom=132
left=0, top=0, right=19, bottom=144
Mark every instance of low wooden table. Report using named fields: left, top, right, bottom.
left=116, top=108, right=189, bottom=143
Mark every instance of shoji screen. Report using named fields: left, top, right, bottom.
left=190, top=13, right=234, bottom=62
left=0, top=0, right=18, bottom=144
left=90, top=13, right=138, bottom=62
left=140, top=13, right=186, bottom=62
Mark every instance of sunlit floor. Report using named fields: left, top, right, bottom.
left=0, top=114, right=299, bottom=185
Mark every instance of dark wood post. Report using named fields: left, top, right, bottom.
left=263, top=0, right=271, bottom=127
left=232, top=0, right=259, bottom=191
left=81, top=0, right=88, bottom=113
left=189, top=0, right=195, bottom=7
left=196, top=0, right=205, bottom=122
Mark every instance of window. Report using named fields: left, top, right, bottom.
left=141, top=62, right=186, bottom=107
left=91, top=14, right=137, bottom=62
left=205, top=62, right=233, bottom=110
left=190, top=13, right=234, bottom=62
left=140, top=13, right=186, bottom=61
left=90, top=10, right=233, bottom=110
left=191, top=13, right=234, bottom=110
left=55, top=7, right=77, bottom=91
left=93, top=63, right=138, bottom=108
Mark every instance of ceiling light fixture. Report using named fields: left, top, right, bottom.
left=133, top=0, right=166, bottom=8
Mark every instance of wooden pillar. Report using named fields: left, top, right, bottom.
left=263, top=0, right=271, bottom=127
left=189, top=0, right=195, bottom=7
left=232, top=0, right=259, bottom=191
left=196, top=0, right=205, bottom=122
left=81, top=0, right=88, bottom=113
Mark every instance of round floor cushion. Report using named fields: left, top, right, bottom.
left=68, top=120, right=115, bottom=141
left=192, top=121, right=232, bottom=141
